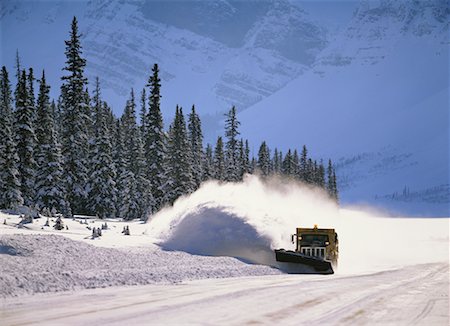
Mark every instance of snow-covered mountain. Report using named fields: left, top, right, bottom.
left=240, top=0, right=449, bottom=215
left=1, top=0, right=326, bottom=124
left=1, top=0, right=448, bottom=215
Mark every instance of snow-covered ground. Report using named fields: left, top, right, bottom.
left=0, top=213, right=281, bottom=297
left=2, top=262, right=447, bottom=325
left=1, top=176, right=448, bottom=324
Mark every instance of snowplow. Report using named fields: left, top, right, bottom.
left=275, top=225, right=338, bottom=274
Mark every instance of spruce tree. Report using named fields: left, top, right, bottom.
left=114, top=119, right=129, bottom=218
left=119, top=89, right=150, bottom=219
left=34, top=71, right=70, bottom=216
left=300, top=145, right=308, bottom=182
left=306, top=158, right=314, bottom=184
left=317, top=160, right=326, bottom=189
left=313, top=161, right=320, bottom=185
left=14, top=69, right=37, bottom=206
left=282, top=149, right=295, bottom=176
left=213, top=136, right=225, bottom=181
left=244, top=140, right=251, bottom=175
left=224, top=106, right=240, bottom=181
left=89, top=80, right=116, bottom=218
left=139, top=88, right=147, bottom=135
left=60, top=16, right=90, bottom=214
left=104, top=102, right=116, bottom=140
left=14, top=50, right=21, bottom=105
left=202, top=143, right=214, bottom=181
left=165, top=106, right=194, bottom=204
left=327, top=159, right=334, bottom=198
left=273, top=148, right=280, bottom=174
left=250, top=157, right=257, bottom=173
left=54, top=98, right=63, bottom=139
left=257, top=141, right=270, bottom=176
left=0, top=66, right=23, bottom=208
left=332, top=169, right=339, bottom=203
left=188, top=105, right=203, bottom=188
left=293, top=149, right=300, bottom=178
left=144, top=63, right=166, bottom=210
left=237, top=139, right=245, bottom=180
left=135, top=134, right=153, bottom=219
left=27, top=68, right=36, bottom=122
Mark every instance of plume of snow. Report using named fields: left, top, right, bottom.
left=147, top=174, right=449, bottom=274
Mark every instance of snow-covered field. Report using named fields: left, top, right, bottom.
left=1, top=176, right=448, bottom=324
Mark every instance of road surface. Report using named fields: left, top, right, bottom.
left=1, top=262, right=448, bottom=325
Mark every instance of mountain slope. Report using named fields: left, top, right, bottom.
left=239, top=0, right=449, bottom=215
left=0, top=0, right=326, bottom=124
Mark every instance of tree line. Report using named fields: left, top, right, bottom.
left=0, top=17, right=338, bottom=220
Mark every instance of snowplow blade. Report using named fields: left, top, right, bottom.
left=274, top=249, right=334, bottom=274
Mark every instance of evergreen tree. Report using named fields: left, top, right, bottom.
left=278, top=151, right=283, bottom=174
left=332, top=169, right=339, bottom=203
left=273, top=148, right=281, bottom=174
left=14, top=69, right=37, bottom=206
left=300, top=145, right=308, bottom=182
left=213, top=136, right=225, bottom=181
left=27, top=68, right=36, bottom=122
left=293, top=149, right=300, bottom=178
left=60, top=16, right=90, bottom=214
left=54, top=98, right=63, bottom=139
left=0, top=66, right=23, bottom=208
left=327, top=159, right=334, bottom=197
left=257, top=141, right=270, bottom=176
left=188, top=105, right=203, bottom=188
left=89, top=80, right=116, bottom=218
left=202, top=143, right=214, bottom=181
left=165, top=106, right=194, bottom=204
left=311, top=160, right=317, bottom=185
left=243, top=140, right=251, bottom=175
left=14, top=50, right=21, bottom=106
left=325, top=160, right=338, bottom=202
left=135, top=134, right=153, bottom=219
left=144, top=63, right=166, bottom=210
left=224, top=106, right=240, bottom=181
left=306, top=158, right=314, bottom=184
left=250, top=157, right=257, bottom=173
left=317, top=160, right=326, bottom=189
left=116, top=95, right=137, bottom=219
left=113, top=119, right=129, bottom=218
left=282, top=149, right=295, bottom=176
left=237, top=139, right=245, bottom=180
left=104, top=102, right=116, bottom=140
left=120, top=89, right=152, bottom=219
left=34, top=70, right=70, bottom=216
left=139, top=88, right=147, bottom=135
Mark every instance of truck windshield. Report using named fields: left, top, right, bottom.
left=300, top=234, right=329, bottom=246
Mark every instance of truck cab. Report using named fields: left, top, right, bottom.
left=292, top=225, right=338, bottom=266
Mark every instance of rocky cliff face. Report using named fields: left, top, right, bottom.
left=80, top=0, right=327, bottom=113
left=1, top=0, right=327, bottom=115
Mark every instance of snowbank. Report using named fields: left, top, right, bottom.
left=0, top=234, right=280, bottom=297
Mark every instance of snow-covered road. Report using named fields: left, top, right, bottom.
left=1, top=262, right=447, bottom=325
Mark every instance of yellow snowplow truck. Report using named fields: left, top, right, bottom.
left=275, top=225, right=338, bottom=274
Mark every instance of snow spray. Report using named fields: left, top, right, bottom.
left=147, top=175, right=449, bottom=274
